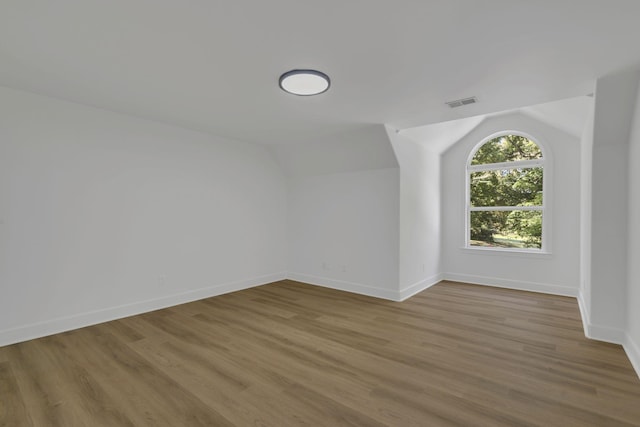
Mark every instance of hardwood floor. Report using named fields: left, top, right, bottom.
left=1, top=280, right=640, bottom=426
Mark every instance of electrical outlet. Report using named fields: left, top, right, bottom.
left=158, top=274, right=167, bottom=286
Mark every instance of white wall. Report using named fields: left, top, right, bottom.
left=287, top=168, right=400, bottom=299
left=0, top=86, right=287, bottom=346
left=388, top=128, right=442, bottom=299
left=441, top=112, right=581, bottom=296
left=270, top=125, right=398, bottom=177
left=625, top=78, right=640, bottom=375
left=582, top=70, right=639, bottom=344
left=579, top=96, right=595, bottom=327
left=275, top=125, right=401, bottom=299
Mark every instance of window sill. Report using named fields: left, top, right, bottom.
left=460, top=247, right=553, bottom=259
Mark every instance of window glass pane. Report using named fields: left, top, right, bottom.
left=471, top=135, right=542, bottom=165
left=470, top=210, right=542, bottom=249
left=470, top=167, right=543, bottom=207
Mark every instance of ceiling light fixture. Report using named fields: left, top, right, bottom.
left=279, top=69, right=330, bottom=96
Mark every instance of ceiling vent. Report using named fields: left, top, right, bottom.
left=446, top=96, right=477, bottom=108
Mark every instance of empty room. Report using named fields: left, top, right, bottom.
left=2, top=1, right=640, bottom=426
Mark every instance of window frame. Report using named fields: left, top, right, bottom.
left=464, top=131, right=550, bottom=254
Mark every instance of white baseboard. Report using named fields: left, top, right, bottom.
left=443, top=273, right=578, bottom=297
left=286, top=272, right=444, bottom=302
left=0, top=272, right=287, bottom=348
left=624, top=333, right=640, bottom=379
left=581, top=318, right=636, bottom=377
left=286, top=272, right=401, bottom=301
left=577, top=291, right=591, bottom=338
left=576, top=290, right=626, bottom=345
left=398, top=273, right=444, bottom=301
left=584, top=323, right=627, bottom=345
left=578, top=291, right=638, bottom=378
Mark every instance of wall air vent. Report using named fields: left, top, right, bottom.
left=446, top=96, right=478, bottom=108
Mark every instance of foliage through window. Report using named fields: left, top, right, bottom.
left=467, top=134, right=544, bottom=250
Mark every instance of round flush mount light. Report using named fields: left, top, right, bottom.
left=279, top=69, right=330, bottom=96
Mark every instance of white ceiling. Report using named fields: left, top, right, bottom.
left=1, top=1, right=639, bottom=145
left=398, top=115, right=486, bottom=154
left=401, top=95, right=592, bottom=153
left=272, top=125, right=398, bottom=177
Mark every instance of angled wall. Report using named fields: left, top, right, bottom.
left=580, top=70, right=639, bottom=344
left=579, top=95, right=595, bottom=332
left=626, top=75, right=640, bottom=376
left=272, top=125, right=401, bottom=299
left=387, top=128, right=443, bottom=299
left=0, top=86, right=288, bottom=346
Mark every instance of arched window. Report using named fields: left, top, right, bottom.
left=467, top=133, right=545, bottom=251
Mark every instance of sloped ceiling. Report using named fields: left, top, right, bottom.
left=401, top=96, right=593, bottom=153
left=271, top=125, right=398, bottom=177
left=0, top=1, right=638, bottom=144
left=521, top=96, right=593, bottom=139
left=397, top=115, right=486, bottom=154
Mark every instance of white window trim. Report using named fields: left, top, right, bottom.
left=464, top=130, right=551, bottom=254
left=468, top=158, right=544, bottom=173
left=470, top=206, right=543, bottom=212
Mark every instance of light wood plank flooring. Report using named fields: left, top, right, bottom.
left=1, top=280, right=640, bottom=426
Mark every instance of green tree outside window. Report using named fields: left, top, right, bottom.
left=468, top=135, right=544, bottom=249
